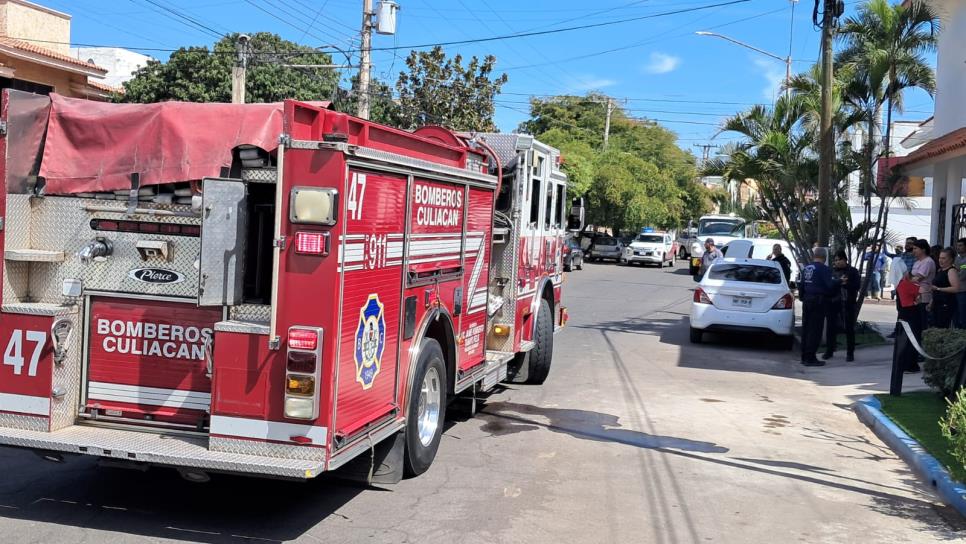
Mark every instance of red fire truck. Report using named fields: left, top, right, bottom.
left=0, top=90, right=571, bottom=481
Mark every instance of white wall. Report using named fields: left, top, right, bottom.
left=932, top=0, right=966, bottom=136
left=70, top=47, right=153, bottom=88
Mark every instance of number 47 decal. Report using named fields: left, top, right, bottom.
left=3, top=330, right=47, bottom=377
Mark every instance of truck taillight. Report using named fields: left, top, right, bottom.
left=772, top=293, right=794, bottom=309
left=295, top=231, right=329, bottom=256
left=285, top=327, right=323, bottom=420
left=693, top=287, right=712, bottom=304
left=288, top=328, right=318, bottom=350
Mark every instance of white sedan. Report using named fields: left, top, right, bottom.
left=689, top=258, right=795, bottom=349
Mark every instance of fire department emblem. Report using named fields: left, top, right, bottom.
left=354, top=294, right=386, bottom=390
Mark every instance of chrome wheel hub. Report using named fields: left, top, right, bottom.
left=417, top=366, right=441, bottom=447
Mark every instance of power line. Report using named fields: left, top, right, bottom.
left=321, top=0, right=752, bottom=54
left=132, top=0, right=225, bottom=39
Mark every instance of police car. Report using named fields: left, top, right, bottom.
left=621, top=229, right=676, bottom=268
left=689, top=257, right=795, bottom=349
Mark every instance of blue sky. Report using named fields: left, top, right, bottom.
left=56, top=0, right=936, bottom=153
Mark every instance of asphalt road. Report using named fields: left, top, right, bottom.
left=1, top=261, right=964, bottom=543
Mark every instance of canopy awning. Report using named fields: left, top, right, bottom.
left=894, top=126, right=966, bottom=173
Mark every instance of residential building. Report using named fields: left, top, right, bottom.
left=897, top=0, right=966, bottom=246
left=71, top=46, right=153, bottom=88
left=0, top=0, right=109, bottom=100
left=848, top=119, right=935, bottom=243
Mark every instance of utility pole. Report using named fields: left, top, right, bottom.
left=357, top=0, right=373, bottom=119
left=603, top=98, right=614, bottom=149
left=816, top=0, right=841, bottom=247
left=693, top=143, right=718, bottom=166
left=232, top=34, right=249, bottom=104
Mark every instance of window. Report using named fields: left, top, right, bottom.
left=529, top=177, right=541, bottom=224
left=544, top=183, right=554, bottom=228
left=635, top=235, right=664, bottom=244
left=707, top=264, right=782, bottom=284
left=555, top=184, right=566, bottom=229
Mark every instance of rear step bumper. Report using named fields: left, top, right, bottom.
left=0, top=425, right=324, bottom=479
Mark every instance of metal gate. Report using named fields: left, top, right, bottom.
left=953, top=202, right=966, bottom=246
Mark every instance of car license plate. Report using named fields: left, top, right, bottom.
left=644, top=251, right=652, bottom=256
left=732, top=296, right=752, bottom=308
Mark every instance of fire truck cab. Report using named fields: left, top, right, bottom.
left=0, top=90, right=568, bottom=481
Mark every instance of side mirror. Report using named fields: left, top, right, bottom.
left=567, top=197, right=585, bottom=231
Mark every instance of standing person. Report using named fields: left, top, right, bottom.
left=910, top=239, right=936, bottom=334
left=863, top=243, right=887, bottom=301
left=768, top=243, right=792, bottom=285
left=955, top=238, right=966, bottom=328
left=887, top=237, right=919, bottom=338
left=890, top=244, right=905, bottom=300
left=825, top=250, right=860, bottom=361
left=800, top=247, right=835, bottom=367
left=698, top=238, right=721, bottom=278
left=931, top=248, right=960, bottom=328
left=896, top=276, right=923, bottom=373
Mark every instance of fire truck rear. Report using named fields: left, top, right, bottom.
left=0, top=90, right=570, bottom=481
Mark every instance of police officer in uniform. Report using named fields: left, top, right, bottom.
left=800, top=247, right=835, bottom=366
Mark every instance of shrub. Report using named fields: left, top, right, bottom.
left=940, top=390, right=966, bottom=473
left=921, top=328, right=966, bottom=396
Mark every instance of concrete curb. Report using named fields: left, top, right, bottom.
left=855, top=395, right=966, bottom=517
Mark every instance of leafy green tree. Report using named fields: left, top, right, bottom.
left=337, top=75, right=402, bottom=127
left=521, top=93, right=706, bottom=231
left=395, top=46, right=508, bottom=131
left=120, top=33, right=338, bottom=104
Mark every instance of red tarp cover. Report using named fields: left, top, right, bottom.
left=38, top=94, right=329, bottom=194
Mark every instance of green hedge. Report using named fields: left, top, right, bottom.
left=922, top=328, right=966, bottom=396
left=940, top=391, right=966, bottom=477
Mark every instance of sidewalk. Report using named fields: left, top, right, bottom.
left=794, top=297, right=898, bottom=344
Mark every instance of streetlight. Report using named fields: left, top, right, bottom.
left=695, top=30, right=792, bottom=100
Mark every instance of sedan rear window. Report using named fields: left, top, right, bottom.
left=707, top=264, right=782, bottom=284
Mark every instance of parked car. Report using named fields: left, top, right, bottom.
left=689, top=258, right=795, bottom=349
left=621, top=232, right=675, bottom=268
left=586, top=235, right=623, bottom=262
left=676, top=227, right=697, bottom=259
left=721, top=238, right=800, bottom=286
left=563, top=237, right=584, bottom=271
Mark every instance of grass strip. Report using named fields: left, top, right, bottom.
left=876, top=392, right=966, bottom=483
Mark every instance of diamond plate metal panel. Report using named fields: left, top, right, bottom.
left=198, top=179, right=247, bottom=306
left=0, top=424, right=325, bottom=478
left=0, top=303, right=75, bottom=316
left=4, top=194, right=30, bottom=251
left=477, top=133, right=525, bottom=167
left=240, top=168, right=278, bottom=183
left=230, top=304, right=271, bottom=323
left=210, top=436, right=325, bottom=462
left=0, top=412, right=48, bottom=432
left=214, top=320, right=269, bottom=335
left=28, top=197, right=202, bottom=303
left=3, top=261, right=29, bottom=303
left=50, top=307, right=82, bottom=431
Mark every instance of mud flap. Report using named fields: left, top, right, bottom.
left=336, top=431, right=405, bottom=485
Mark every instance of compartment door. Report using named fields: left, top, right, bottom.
left=334, top=169, right=406, bottom=438
left=198, top=178, right=247, bottom=306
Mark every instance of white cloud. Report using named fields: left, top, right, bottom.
left=567, top=76, right=617, bottom=92
left=754, top=58, right=785, bottom=101
left=644, top=52, right=681, bottom=74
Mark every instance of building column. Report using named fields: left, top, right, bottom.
left=932, top=161, right=949, bottom=244
left=946, top=159, right=964, bottom=246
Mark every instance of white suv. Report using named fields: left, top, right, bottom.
left=622, top=232, right=675, bottom=268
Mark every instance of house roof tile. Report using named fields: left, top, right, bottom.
left=0, top=38, right=108, bottom=74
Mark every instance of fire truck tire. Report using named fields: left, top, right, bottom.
left=525, top=299, right=554, bottom=385
left=404, top=338, right=447, bottom=477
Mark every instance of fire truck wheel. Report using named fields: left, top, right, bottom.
left=526, top=299, right=554, bottom=385
left=404, top=338, right=447, bottom=477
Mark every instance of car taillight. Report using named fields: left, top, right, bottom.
left=693, top=287, right=712, bottom=304
left=295, top=231, right=329, bottom=255
left=772, top=293, right=794, bottom=309
left=285, top=327, right=323, bottom=420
